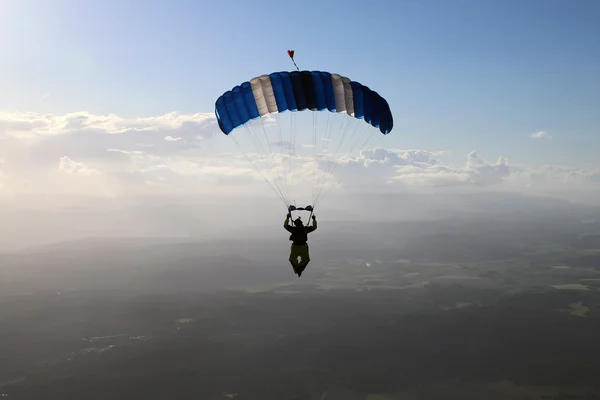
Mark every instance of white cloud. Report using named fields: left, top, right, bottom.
left=58, top=156, right=99, bottom=176
left=509, top=164, right=600, bottom=187
left=531, top=131, right=550, bottom=139
left=343, top=148, right=509, bottom=188
left=164, top=136, right=182, bottom=142
left=0, top=111, right=216, bottom=140
left=464, top=151, right=510, bottom=186
left=106, top=148, right=145, bottom=155
left=359, top=148, right=443, bottom=167
left=344, top=147, right=598, bottom=197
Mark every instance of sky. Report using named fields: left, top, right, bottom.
left=1, top=0, right=599, bottom=211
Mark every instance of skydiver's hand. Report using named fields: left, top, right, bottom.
left=287, top=213, right=291, bottom=219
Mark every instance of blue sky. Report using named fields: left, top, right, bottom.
left=1, top=0, right=599, bottom=168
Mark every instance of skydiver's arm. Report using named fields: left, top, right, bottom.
left=284, top=214, right=294, bottom=233
left=307, top=216, right=317, bottom=233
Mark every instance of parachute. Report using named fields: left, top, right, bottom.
left=214, top=56, right=393, bottom=213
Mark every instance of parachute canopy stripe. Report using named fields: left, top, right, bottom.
left=215, top=70, right=393, bottom=135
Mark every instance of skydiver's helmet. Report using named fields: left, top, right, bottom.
left=294, top=217, right=304, bottom=227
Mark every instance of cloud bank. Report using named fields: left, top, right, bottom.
left=0, top=111, right=598, bottom=203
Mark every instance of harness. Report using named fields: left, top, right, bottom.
left=289, top=227, right=308, bottom=245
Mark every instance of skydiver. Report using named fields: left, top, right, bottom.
left=284, top=213, right=317, bottom=277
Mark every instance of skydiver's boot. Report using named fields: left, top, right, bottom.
left=297, top=260, right=309, bottom=277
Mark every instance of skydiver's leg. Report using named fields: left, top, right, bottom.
left=289, top=245, right=301, bottom=276
left=298, top=244, right=310, bottom=264
left=296, top=245, right=310, bottom=275
left=289, top=244, right=300, bottom=265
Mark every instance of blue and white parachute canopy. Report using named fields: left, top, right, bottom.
left=215, top=70, right=393, bottom=135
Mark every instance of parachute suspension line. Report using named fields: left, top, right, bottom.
left=287, top=112, right=294, bottom=196
left=292, top=112, right=298, bottom=161
left=313, top=119, right=350, bottom=206
left=259, top=116, right=288, bottom=203
left=346, top=123, right=372, bottom=159
left=232, top=133, right=288, bottom=208
left=243, top=124, right=268, bottom=165
left=319, top=134, right=377, bottom=202
left=288, top=111, right=299, bottom=206
left=312, top=111, right=318, bottom=206
left=323, top=123, right=370, bottom=186
left=323, top=112, right=334, bottom=152
left=275, top=113, right=289, bottom=202
left=314, top=122, right=373, bottom=208
left=319, top=128, right=385, bottom=204
left=243, top=124, right=289, bottom=205
left=275, top=113, right=285, bottom=159
left=312, top=117, right=358, bottom=204
left=331, top=118, right=360, bottom=165
left=313, top=112, right=332, bottom=205
left=330, top=119, right=364, bottom=171
left=312, top=117, right=350, bottom=207
left=259, top=117, right=275, bottom=161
